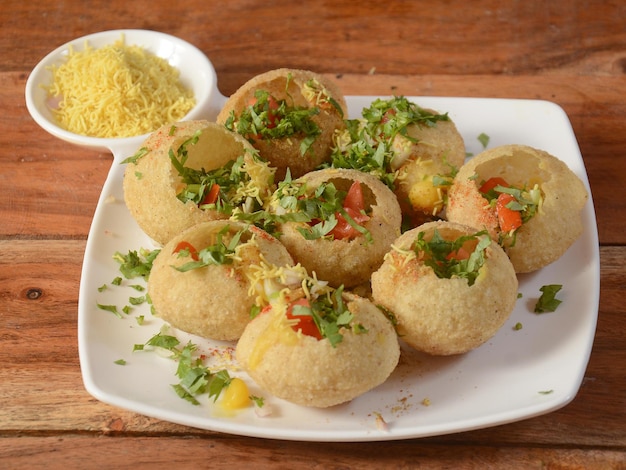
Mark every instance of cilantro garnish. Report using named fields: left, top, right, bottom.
left=327, top=128, right=396, bottom=188
left=271, top=176, right=371, bottom=241
left=480, top=182, right=542, bottom=225
left=477, top=132, right=490, bottom=149
left=134, top=331, right=232, bottom=405
left=173, top=225, right=246, bottom=272
left=413, top=229, right=491, bottom=286
left=167, top=131, right=270, bottom=216
left=121, top=146, right=150, bottom=165
left=308, top=286, right=367, bottom=347
left=362, top=96, right=450, bottom=141
left=97, top=302, right=122, bottom=318
left=534, top=284, right=563, bottom=313
left=249, top=395, right=265, bottom=408
left=327, top=96, right=450, bottom=188
left=491, top=184, right=542, bottom=225
left=224, top=89, right=321, bottom=155
left=112, top=248, right=160, bottom=280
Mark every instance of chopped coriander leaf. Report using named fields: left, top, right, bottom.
left=121, top=146, right=150, bottom=165
left=113, top=248, right=160, bottom=280
left=171, top=384, right=201, bottom=405
left=134, top=331, right=181, bottom=352
left=249, top=304, right=261, bottom=319
left=114, top=359, right=127, bottom=365
left=534, top=284, right=563, bottom=313
left=97, top=302, right=122, bottom=318
left=362, top=96, right=450, bottom=142
left=327, top=124, right=396, bottom=188
left=129, top=284, right=145, bottom=291
left=208, top=370, right=232, bottom=402
left=97, top=284, right=107, bottom=292
left=478, top=180, right=543, bottom=242
left=327, top=96, right=450, bottom=188
left=274, top=178, right=372, bottom=242
left=539, top=390, right=554, bottom=395
left=224, top=89, right=321, bottom=155
left=477, top=132, right=490, bottom=149
left=307, top=285, right=366, bottom=347
left=513, top=322, right=523, bottom=331
left=111, top=277, right=123, bottom=286
left=173, top=225, right=246, bottom=272
left=134, top=331, right=233, bottom=404
left=413, top=229, right=490, bottom=286
left=172, top=151, right=269, bottom=217
left=136, top=315, right=145, bottom=325
left=122, top=305, right=132, bottom=315
left=250, top=395, right=265, bottom=407
left=129, top=296, right=146, bottom=305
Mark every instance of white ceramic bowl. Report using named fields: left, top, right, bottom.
left=25, top=29, right=227, bottom=161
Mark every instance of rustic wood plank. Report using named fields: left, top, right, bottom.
left=0, top=435, right=624, bottom=469
left=5, top=0, right=626, bottom=78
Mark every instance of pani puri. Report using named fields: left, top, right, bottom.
left=235, top=291, right=400, bottom=408
left=217, top=68, right=347, bottom=179
left=148, top=220, right=294, bottom=341
left=371, top=220, right=518, bottom=356
left=446, top=144, right=588, bottom=272
left=123, top=120, right=274, bottom=246
left=270, top=168, right=402, bottom=288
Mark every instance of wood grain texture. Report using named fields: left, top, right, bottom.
left=1, top=0, right=624, bottom=467
left=1, top=435, right=625, bottom=470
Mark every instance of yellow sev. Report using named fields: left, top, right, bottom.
left=45, top=38, right=196, bottom=138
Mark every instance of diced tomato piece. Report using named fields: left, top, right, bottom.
left=329, top=212, right=358, bottom=240
left=173, top=241, right=199, bottom=261
left=496, top=193, right=523, bottom=232
left=200, top=183, right=220, bottom=205
left=329, top=181, right=370, bottom=240
left=343, top=181, right=366, bottom=213
left=248, top=95, right=280, bottom=129
left=329, top=206, right=370, bottom=240
left=285, top=298, right=322, bottom=340
left=446, top=246, right=470, bottom=261
left=479, top=176, right=509, bottom=194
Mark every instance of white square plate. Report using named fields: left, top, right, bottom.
left=78, top=96, right=599, bottom=442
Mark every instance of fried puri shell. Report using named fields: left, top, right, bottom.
left=148, top=220, right=294, bottom=341
left=371, top=221, right=518, bottom=356
left=235, top=292, right=400, bottom=408
left=123, top=120, right=263, bottom=246
left=446, top=144, right=588, bottom=273
left=275, top=168, right=402, bottom=288
left=393, top=110, right=467, bottom=225
left=216, top=68, right=347, bottom=179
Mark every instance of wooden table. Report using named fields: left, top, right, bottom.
left=2, top=1, right=625, bottom=468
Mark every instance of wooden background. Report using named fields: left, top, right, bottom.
left=1, top=0, right=625, bottom=468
